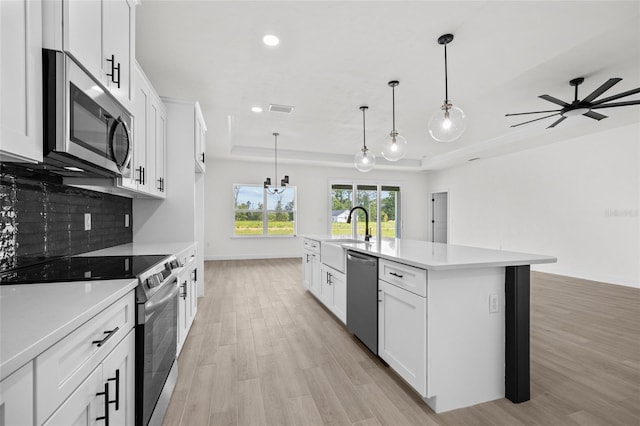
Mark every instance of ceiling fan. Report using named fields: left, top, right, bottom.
left=506, top=77, right=640, bottom=128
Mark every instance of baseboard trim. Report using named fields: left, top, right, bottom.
left=205, top=252, right=302, bottom=261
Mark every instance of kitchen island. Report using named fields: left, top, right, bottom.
left=304, top=236, right=556, bottom=413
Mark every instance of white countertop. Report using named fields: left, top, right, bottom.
left=82, top=241, right=195, bottom=257
left=0, top=241, right=195, bottom=381
left=339, top=238, right=556, bottom=271
left=0, top=278, right=137, bottom=381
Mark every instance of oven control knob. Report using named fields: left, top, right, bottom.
left=146, top=275, right=161, bottom=288
left=154, top=272, right=164, bottom=284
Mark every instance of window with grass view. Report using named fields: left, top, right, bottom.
left=234, top=185, right=297, bottom=236
left=331, top=183, right=401, bottom=239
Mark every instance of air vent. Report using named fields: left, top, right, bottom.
left=268, top=104, right=295, bottom=114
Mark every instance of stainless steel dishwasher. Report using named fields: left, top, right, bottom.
left=346, top=250, right=379, bottom=355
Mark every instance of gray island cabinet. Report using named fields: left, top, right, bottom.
left=304, top=236, right=556, bottom=414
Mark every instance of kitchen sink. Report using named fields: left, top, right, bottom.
left=321, top=239, right=374, bottom=272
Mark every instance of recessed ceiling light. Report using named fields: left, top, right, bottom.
left=262, top=34, right=279, bottom=47
left=64, top=166, right=85, bottom=172
left=251, top=106, right=263, bottom=113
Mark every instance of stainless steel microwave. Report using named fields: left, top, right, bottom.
left=42, top=49, right=132, bottom=178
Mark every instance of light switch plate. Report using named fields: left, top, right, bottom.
left=489, top=294, right=499, bottom=313
left=84, top=213, right=91, bottom=231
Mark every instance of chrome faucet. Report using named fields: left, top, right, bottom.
left=346, top=206, right=371, bottom=242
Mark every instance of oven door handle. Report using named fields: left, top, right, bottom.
left=137, top=279, right=179, bottom=325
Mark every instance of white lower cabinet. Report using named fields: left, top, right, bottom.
left=177, top=268, right=189, bottom=355
left=101, top=329, right=135, bottom=426
left=43, top=362, right=103, bottom=426
left=44, top=330, right=134, bottom=426
left=320, top=265, right=347, bottom=324
left=378, top=278, right=427, bottom=397
left=0, top=362, right=33, bottom=426
left=12, top=290, right=138, bottom=426
left=303, top=250, right=321, bottom=296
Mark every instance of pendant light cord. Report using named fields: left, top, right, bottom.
left=392, top=85, right=396, bottom=132
left=444, top=42, right=449, bottom=102
left=362, top=108, right=367, bottom=150
left=274, top=133, right=278, bottom=185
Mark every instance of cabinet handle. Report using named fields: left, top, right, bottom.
left=327, top=273, right=332, bottom=285
left=136, top=166, right=143, bottom=184
left=92, top=327, right=120, bottom=347
left=107, top=369, right=120, bottom=411
left=114, top=62, right=121, bottom=88
left=389, top=272, right=404, bottom=278
left=142, top=167, right=146, bottom=185
left=378, top=289, right=383, bottom=302
left=201, top=152, right=205, bottom=163
left=96, top=382, right=110, bottom=426
left=180, top=280, right=188, bottom=299
left=106, top=54, right=116, bottom=82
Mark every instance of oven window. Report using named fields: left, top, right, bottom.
left=70, top=83, right=113, bottom=160
left=142, top=282, right=177, bottom=425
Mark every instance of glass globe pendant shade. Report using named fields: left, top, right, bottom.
left=382, top=131, right=407, bottom=161
left=354, top=148, right=375, bottom=172
left=428, top=103, right=466, bottom=142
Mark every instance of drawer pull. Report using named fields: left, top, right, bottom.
left=107, top=369, right=120, bottom=410
left=389, top=272, right=404, bottom=278
left=96, top=382, right=110, bottom=425
left=92, top=327, right=120, bottom=347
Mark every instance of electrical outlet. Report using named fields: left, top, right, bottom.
left=84, top=213, right=91, bottom=231
left=489, top=294, right=499, bottom=313
left=124, top=214, right=130, bottom=228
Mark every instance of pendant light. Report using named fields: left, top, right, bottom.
left=263, top=132, right=289, bottom=194
left=428, top=33, right=467, bottom=142
left=382, top=80, right=407, bottom=161
left=354, top=106, right=375, bottom=172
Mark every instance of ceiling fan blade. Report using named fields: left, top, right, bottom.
left=591, top=87, right=640, bottom=105
left=539, top=94, right=569, bottom=107
left=546, top=116, right=567, bottom=128
left=581, top=78, right=622, bottom=103
left=510, top=112, right=560, bottom=128
left=590, top=99, right=640, bottom=109
left=583, top=111, right=607, bottom=120
left=505, top=109, right=561, bottom=117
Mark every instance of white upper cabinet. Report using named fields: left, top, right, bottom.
left=119, top=63, right=166, bottom=198
left=0, top=0, right=43, bottom=163
left=43, top=0, right=135, bottom=111
left=102, top=0, right=134, bottom=109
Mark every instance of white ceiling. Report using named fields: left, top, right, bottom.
left=135, top=1, right=640, bottom=171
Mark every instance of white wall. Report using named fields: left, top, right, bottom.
left=204, top=159, right=430, bottom=260
left=425, top=123, right=640, bottom=288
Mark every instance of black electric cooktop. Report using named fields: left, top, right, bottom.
left=0, top=255, right=169, bottom=284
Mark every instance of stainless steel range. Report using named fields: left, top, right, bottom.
left=135, top=255, right=183, bottom=426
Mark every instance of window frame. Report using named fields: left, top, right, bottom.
left=233, top=184, right=298, bottom=238
left=328, top=179, right=402, bottom=239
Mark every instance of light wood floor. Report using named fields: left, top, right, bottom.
left=163, top=259, right=640, bottom=426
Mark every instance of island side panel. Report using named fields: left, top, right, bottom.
left=505, top=265, right=530, bottom=403
left=426, top=267, right=505, bottom=413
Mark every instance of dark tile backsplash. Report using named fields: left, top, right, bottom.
left=1, top=164, right=132, bottom=271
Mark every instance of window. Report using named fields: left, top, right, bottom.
left=234, top=185, right=297, bottom=236
left=330, top=182, right=401, bottom=239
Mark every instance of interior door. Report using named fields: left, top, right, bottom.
left=432, top=192, right=448, bottom=243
